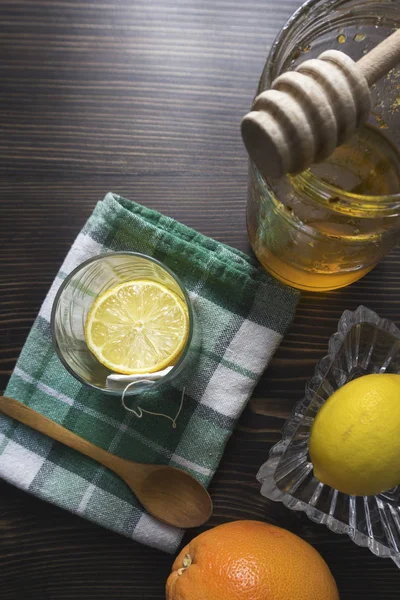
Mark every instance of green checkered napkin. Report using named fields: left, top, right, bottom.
left=0, top=192, right=299, bottom=553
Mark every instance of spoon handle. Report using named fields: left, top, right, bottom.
left=0, top=395, right=123, bottom=473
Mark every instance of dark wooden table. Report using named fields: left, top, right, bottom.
left=1, top=1, right=400, bottom=598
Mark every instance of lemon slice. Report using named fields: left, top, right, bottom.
left=85, top=279, right=189, bottom=375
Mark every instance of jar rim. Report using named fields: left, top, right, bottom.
left=266, top=0, right=400, bottom=210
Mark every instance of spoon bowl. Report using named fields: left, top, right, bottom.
left=133, top=465, right=213, bottom=528
left=0, top=395, right=213, bottom=529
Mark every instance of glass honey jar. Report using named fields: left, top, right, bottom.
left=247, top=0, right=400, bottom=291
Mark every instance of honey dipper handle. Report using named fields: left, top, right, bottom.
left=357, top=27, right=400, bottom=86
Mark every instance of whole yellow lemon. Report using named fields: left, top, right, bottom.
left=309, top=373, right=400, bottom=496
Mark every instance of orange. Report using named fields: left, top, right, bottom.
left=166, top=520, right=339, bottom=600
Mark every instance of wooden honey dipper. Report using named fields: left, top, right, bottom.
left=241, top=28, right=400, bottom=180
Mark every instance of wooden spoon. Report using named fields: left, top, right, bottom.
left=0, top=395, right=213, bottom=529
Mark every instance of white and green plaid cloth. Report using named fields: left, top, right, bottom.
left=0, top=192, right=299, bottom=553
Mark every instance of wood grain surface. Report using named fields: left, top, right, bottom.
left=1, top=0, right=400, bottom=598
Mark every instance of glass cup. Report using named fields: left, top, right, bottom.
left=51, top=252, right=194, bottom=396
left=247, top=0, right=400, bottom=292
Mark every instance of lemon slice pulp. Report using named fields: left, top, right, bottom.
left=85, top=279, right=189, bottom=375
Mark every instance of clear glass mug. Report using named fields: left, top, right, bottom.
left=51, top=252, right=195, bottom=396
left=247, top=0, right=400, bottom=292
